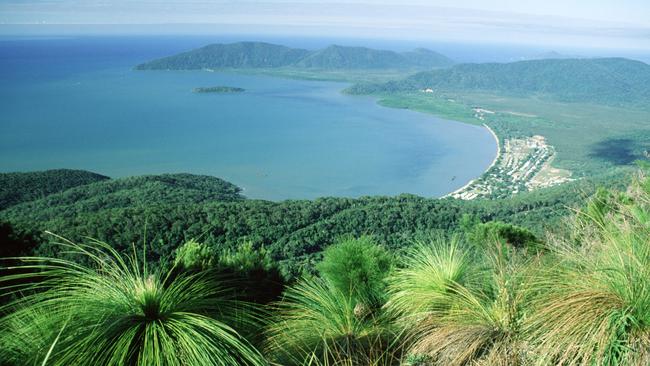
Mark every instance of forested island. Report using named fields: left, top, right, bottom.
left=193, top=86, right=245, bottom=93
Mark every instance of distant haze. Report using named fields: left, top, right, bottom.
left=0, top=0, right=649, bottom=51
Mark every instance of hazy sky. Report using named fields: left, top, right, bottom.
left=1, top=0, right=649, bottom=50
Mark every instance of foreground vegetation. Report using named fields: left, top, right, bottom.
left=1, top=169, right=649, bottom=365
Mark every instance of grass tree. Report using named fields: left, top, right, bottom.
left=386, top=236, right=532, bottom=365
left=0, top=234, right=266, bottom=366
left=526, top=178, right=650, bottom=365
left=265, top=236, right=398, bottom=365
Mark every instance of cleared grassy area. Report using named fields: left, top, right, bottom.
left=226, top=67, right=427, bottom=84
left=372, top=91, right=650, bottom=177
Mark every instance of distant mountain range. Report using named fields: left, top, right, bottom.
left=527, top=51, right=580, bottom=60
left=136, top=42, right=650, bottom=107
left=135, top=42, right=455, bottom=70
left=348, top=57, right=650, bottom=106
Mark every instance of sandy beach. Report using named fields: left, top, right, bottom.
left=442, top=123, right=500, bottom=198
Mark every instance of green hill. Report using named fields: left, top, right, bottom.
left=0, top=173, right=243, bottom=224
left=0, top=169, right=109, bottom=210
left=135, top=42, right=454, bottom=70
left=135, top=42, right=311, bottom=70
left=294, top=45, right=404, bottom=69
left=294, top=45, right=454, bottom=69
left=348, top=57, right=650, bottom=106
left=401, top=47, right=456, bottom=68
left=0, top=171, right=608, bottom=276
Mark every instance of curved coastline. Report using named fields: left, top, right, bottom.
left=202, top=69, right=500, bottom=199
left=442, top=123, right=500, bottom=198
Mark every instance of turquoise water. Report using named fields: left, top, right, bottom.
left=0, top=37, right=496, bottom=200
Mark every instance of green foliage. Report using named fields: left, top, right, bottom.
left=386, top=237, right=475, bottom=320
left=265, top=277, right=398, bottom=366
left=348, top=58, right=650, bottom=107
left=294, top=45, right=453, bottom=69
left=386, top=237, right=531, bottom=365
left=403, top=353, right=433, bottom=366
left=173, top=238, right=215, bottom=271
left=219, top=241, right=274, bottom=274
left=217, top=242, right=286, bottom=305
left=462, top=215, right=542, bottom=251
left=317, top=236, right=392, bottom=307
left=526, top=179, right=650, bottom=365
left=3, top=170, right=650, bottom=364
left=0, top=235, right=266, bottom=366
left=0, top=169, right=109, bottom=210
left=136, top=42, right=453, bottom=71
left=174, top=239, right=285, bottom=305
left=0, top=221, right=41, bottom=304
left=0, top=171, right=599, bottom=279
left=0, top=173, right=242, bottom=226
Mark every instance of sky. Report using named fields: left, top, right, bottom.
left=1, top=0, right=649, bottom=50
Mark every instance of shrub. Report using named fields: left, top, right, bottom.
left=266, top=237, right=397, bottom=365
left=462, top=214, right=541, bottom=251
left=174, top=240, right=284, bottom=305
left=173, top=238, right=215, bottom=270
left=219, top=242, right=285, bottom=305
left=316, top=236, right=392, bottom=307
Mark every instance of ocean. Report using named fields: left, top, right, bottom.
left=0, top=36, right=496, bottom=200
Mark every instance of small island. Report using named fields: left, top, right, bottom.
left=192, top=86, right=245, bottom=94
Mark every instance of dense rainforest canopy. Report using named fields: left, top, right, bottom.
left=0, top=169, right=621, bottom=278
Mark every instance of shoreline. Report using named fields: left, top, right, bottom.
left=442, top=123, right=500, bottom=198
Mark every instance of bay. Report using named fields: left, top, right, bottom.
left=0, top=37, right=496, bottom=200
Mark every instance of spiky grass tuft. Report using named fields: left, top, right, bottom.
left=526, top=177, right=650, bottom=365
left=0, top=234, right=266, bottom=366
left=386, top=236, right=532, bottom=365
left=265, top=277, right=398, bottom=365
left=385, top=236, right=476, bottom=323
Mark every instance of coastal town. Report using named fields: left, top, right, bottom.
left=449, top=108, right=573, bottom=200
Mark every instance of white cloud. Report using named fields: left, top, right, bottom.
left=0, top=1, right=648, bottom=50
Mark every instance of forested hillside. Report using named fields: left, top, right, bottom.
left=135, top=42, right=311, bottom=69
left=0, top=169, right=109, bottom=210
left=0, top=173, right=242, bottom=223
left=0, top=170, right=611, bottom=278
left=135, top=42, right=454, bottom=70
left=348, top=57, right=650, bottom=106
left=293, top=45, right=454, bottom=69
